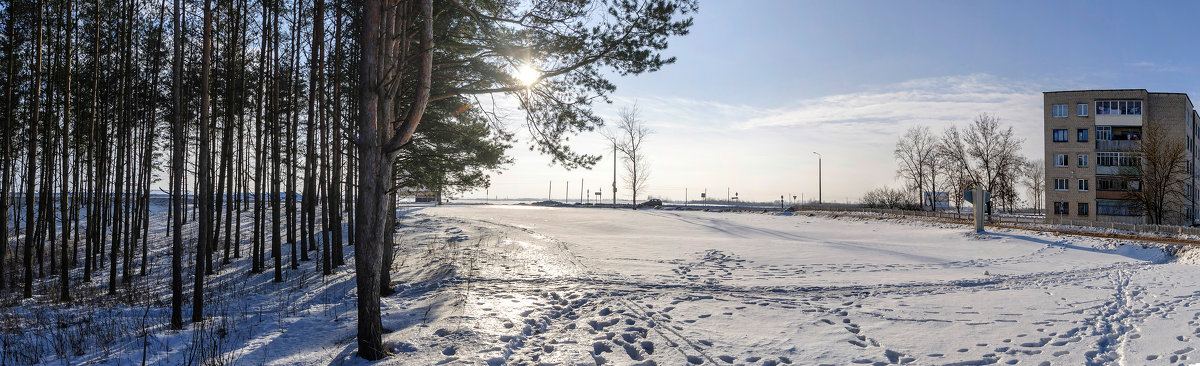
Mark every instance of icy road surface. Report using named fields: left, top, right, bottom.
left=383, top=205, right=1200, bottom=366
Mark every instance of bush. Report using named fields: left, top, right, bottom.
left=861, top=186, right=921, bottom=210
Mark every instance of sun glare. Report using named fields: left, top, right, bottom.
left=516, top=64, right=540, bottom=86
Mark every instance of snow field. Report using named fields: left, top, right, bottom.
left=5, top=203, right=1200, bottom=365
left=400, top=205, right=1196, bottom=365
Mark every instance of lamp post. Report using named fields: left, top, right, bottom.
left=812, top=152, right=822, bottom=205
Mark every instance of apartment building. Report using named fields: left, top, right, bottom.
left=1044, top=89, right=1200, bottom=226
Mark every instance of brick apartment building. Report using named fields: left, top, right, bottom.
left=1044, top=89, right=1200, bottom=225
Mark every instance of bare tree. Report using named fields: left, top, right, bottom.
left=895, top=125, right=939, bottom=210
left=936, top=157, right=969, bottom=213
left=607, top=105, right=652, bottom=208
left=1124, top=122, right=1188, bottom=225
left=1020, top=159, right=1044, bottom=215
left=861, top=186, right=920, bottom=210
left=939, top=113, right=1025, bottom=215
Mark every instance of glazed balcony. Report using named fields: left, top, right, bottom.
left=1097, top=139, right=1139, bottom=151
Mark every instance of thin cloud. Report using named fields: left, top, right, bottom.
left=730, top=74, right=1043, bottom=131
left=1128, top=61, right=1192, bottom=73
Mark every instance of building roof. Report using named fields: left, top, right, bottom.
left=1043, top=89, right=1148, bottom=94
left=1044, top=89, right=1193, bottom=108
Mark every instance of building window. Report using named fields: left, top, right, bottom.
left=1077, top=154, right=1089, bottom=167
left=1098, top=177, right=1122, bottom=191
left=1078, top=179, right=1089, bottom=191
left=1098, top=178, right=1141, bottom=192
left=1077, top=103, right=1088, bottom=116
left=1053, top=104, right=1068, bottom=117
left=1054, top=154, right=1068, bottom=167
left=1078, top=202, right=1089, bottom=216
left=1077, top=129, right=1088, bottom=142
left=1097, top=152, right=1140, bottom=167
left=1097, top=126, right=1112, bottom=140
left=1053, top=129, right=1068, bottom=142
left=1054, top=201, right=1069, bottom=215
left=1098, top=200, right=1139, bottom=216
left=1054, top=178, right=1069, bottom=190
left=1096, top=100, right=1142, bottom=115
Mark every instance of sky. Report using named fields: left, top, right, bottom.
left=466, top=0, right=1200, bottom=204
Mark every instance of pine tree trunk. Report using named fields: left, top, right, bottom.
left=0, top=0, right=16, bottom=292
left=60, top=0, right=75, bottom=301
left=286, top=0, right=301, bottom=269
left=24, top=0, right=46, bottom=299
left=271, top=0, right=283, bottom=282
left=304, top=0, right=324, bottom=269
left=355, top=0, right=386, bottom=356
left=219, top=10, right=237, bottom=264
left=141, top=0, right=167, bottom=277
left=380, top=189, right=395, bottom=296
left=326, top=0, right=342, bottom=273
left=169, top=0, right=185, bottom=330
left=109, top=88, right=124, bottom=296
left=251, top=0, right=268, bottom=274
left=194, top=0, right=214, bottom=322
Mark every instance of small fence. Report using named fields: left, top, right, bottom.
left=1042, top=216, right=1200, bottom=237
left=788, top=204, right=1200, bottom=238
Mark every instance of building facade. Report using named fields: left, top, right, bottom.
left=1043, top=89, right=1200, bottom=225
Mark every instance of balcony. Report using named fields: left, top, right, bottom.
left=1097, top=139, right=1139, bottom=151
left=1096, top=190, right=1132, bottom=200
left=1096, top=114, right=1142, bottom=126
left=1097, top=166, right=1139, bottom=175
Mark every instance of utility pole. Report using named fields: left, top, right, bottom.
left=565, top=180, right=568, bottom=203
left=813, top=152, right=822, bottom=204
left=612, top=142, right=616, bottom=205
left=548, top=180, right=551, bottom=202
left=580, top=178, right=583, bottom=203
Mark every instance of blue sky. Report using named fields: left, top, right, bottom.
left=471, top=0, right=1200, bottom=204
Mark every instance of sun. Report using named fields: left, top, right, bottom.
left=516, top=64, right=540, bottom=86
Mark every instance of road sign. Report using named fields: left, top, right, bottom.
left=963, top=190, right=990, bottom=204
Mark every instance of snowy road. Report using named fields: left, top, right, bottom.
left=385, top=205, right=1200, bottom=366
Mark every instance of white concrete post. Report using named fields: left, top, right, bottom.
left=974, top=182, right=985, bottom=233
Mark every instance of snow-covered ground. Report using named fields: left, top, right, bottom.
left=5, top=204, right=1200, bottom=365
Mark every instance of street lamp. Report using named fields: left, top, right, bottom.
left=812, top=152, right=822, bottom=205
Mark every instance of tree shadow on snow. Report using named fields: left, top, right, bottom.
left=984, top=231, right=1167, bottom=263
